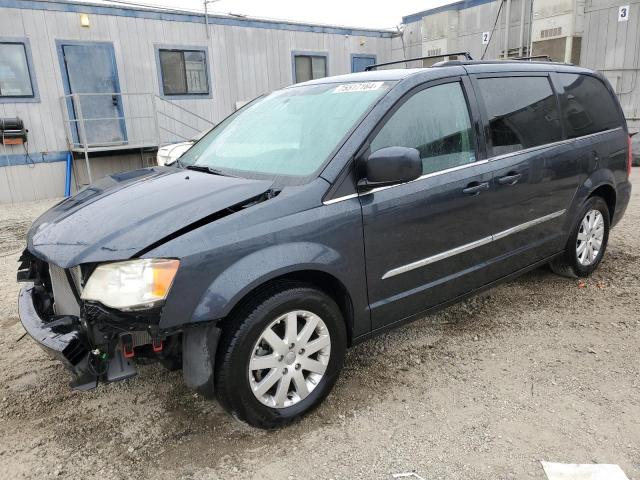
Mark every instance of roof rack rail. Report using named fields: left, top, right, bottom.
left=512, top=55, right=552, bottom=61
left=364, top=52, right=473, bottom=71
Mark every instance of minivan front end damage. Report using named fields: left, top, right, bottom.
left=16, top=167, right=279, bottom=391
left=17, top=251, right=184, bottom=390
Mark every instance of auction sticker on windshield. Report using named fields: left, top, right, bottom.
left=333, top=82, right=384, bottom=93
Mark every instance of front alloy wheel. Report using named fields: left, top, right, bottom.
left=215, top=282, right=346, bottom=428
left=249, top=310, right=331, bottom=408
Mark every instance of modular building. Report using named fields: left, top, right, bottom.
left=0, top=0, right=394, bottom=203
left=400, top=0, right=640, bottom=130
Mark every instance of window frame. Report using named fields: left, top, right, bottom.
left=470, top=72, right=564, bottom=158
left=360, top=76, right=485, bottom=175
left=154, top=44, right=212, bottom=100
left=0, top=37, right=39, bottom=103
left=291, top=51, right=329, bottom=84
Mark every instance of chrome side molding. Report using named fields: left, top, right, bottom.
left=492, top=210, right=566, bottom=241
left=381, top=209, right=566, bottom=280
left=381, top=235, right=493, bottom=280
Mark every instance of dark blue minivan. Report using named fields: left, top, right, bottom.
left=18, top=60, right=632, bottom=428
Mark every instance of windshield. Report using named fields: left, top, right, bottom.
left=178, top=81, right=392, bottom=183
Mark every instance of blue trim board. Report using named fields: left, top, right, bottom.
left=0, top=36, right=40, bottom=104
left=154, top=44, right=213, bottom=100
left=1, top=151, right=68, bottom=167
left=1, top=0, right=394, bottom=39
left=403, top=0, right=495, bottom=24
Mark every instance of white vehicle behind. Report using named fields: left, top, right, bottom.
left=157, top=141, right=194, bottom=166
left=157, top=127, right=213, bottom=166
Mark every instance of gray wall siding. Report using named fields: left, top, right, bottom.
left=405, top=0, right=639, bottom=133
left=0, top=3, right=393, bottom=203
left=581, top=0, right=640, bottom=131
left=408, top=0, right=533, bottom=62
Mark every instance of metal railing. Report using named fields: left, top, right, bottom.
left=59, top=92, right=215, bottom=183
left=155, top=95, right=215, bottom=145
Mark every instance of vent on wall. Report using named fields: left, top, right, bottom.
left=540, top=27, right=562, bottom=38
left=427, top=48, right=442, bottom=56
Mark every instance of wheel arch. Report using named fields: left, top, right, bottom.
left=588, top=183, right=616, bottom=220
left=188, top=242, right=360, bottom=346
left=222, top=270, right=355, bottom=346
left=566, top=169, right=617, bottom=234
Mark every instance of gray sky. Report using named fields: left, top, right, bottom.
left=97, top=0, right=450, bottom=29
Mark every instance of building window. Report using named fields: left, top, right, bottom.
left=0, top=42, right=35, bottom=98
left=293, top=54, right=327, bottom=83
left=159, top=49, right=209, bottom=96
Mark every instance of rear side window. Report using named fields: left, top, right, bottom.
left=477, top=76, right=561, bottom=156
left=558, top=73, right=622, bottom=138
left=370, top=82, right=476, bottom=175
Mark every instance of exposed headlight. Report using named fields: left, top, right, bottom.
left=81, top=259, right=180, bottom=310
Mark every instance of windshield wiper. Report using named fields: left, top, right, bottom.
left=185, top=165, right=239, bottom=177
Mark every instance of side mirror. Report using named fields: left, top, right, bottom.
left=358, top=146, right=422, bottom=189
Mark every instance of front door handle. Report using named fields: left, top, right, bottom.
left=497, top=172, right=522, bottom=185
left=462, top=181, right=490, bottom=196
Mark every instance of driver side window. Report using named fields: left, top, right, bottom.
left=370, top=82, right=476, bottom=175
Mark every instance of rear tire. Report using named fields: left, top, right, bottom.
left=550, top=196, right=610, bottom=278
left=215, top=282, right=347, bottom=429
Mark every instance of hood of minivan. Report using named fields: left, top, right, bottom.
left=27, top=167, right=273, bottom=268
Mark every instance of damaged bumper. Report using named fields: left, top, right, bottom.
left=18, top=283, right=136, bottom=390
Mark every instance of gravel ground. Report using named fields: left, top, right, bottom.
left=1, top=171, right=639, bottom=480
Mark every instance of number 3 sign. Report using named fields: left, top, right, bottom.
left=618, top=5, right=629, bottom=21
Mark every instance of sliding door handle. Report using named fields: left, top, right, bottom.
left=497, top=172, right=522, bottom=185
left=462, top=181, right=490, bottom=196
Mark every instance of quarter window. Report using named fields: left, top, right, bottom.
left=477, top=76, right=561, bottom=156
left=558, top=73, right=622, bottom=138
left=294, top=54, right=327, bottom=83
left=159, top=49, right=209, bottom=96
left=370, top=82, right=476, bottom=175
left=0, top=42, right=34, bottom=97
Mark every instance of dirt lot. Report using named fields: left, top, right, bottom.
left=1, top=171, right=639, bottom=480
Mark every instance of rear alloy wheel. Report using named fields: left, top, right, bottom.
left=575, top=209, right=605, bottom=267
left=215, top=283, right=346, bottom=428
left=550, top=196, right=610, bottom=278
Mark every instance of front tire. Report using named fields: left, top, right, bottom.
left=550, top=196, right=610, bottom=278
left=215, top=282, right=347, bottom=429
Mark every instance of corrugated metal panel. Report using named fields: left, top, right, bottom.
left=581, top=0, right=640, bottom=130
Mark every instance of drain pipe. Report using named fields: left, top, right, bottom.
left=519, top=0, right=527, bottom=56
left=504, top=0, right=512, bottom=57
left=528, top=0, right=535, bottom=56
left=64, top=151, right=72, bottom=198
